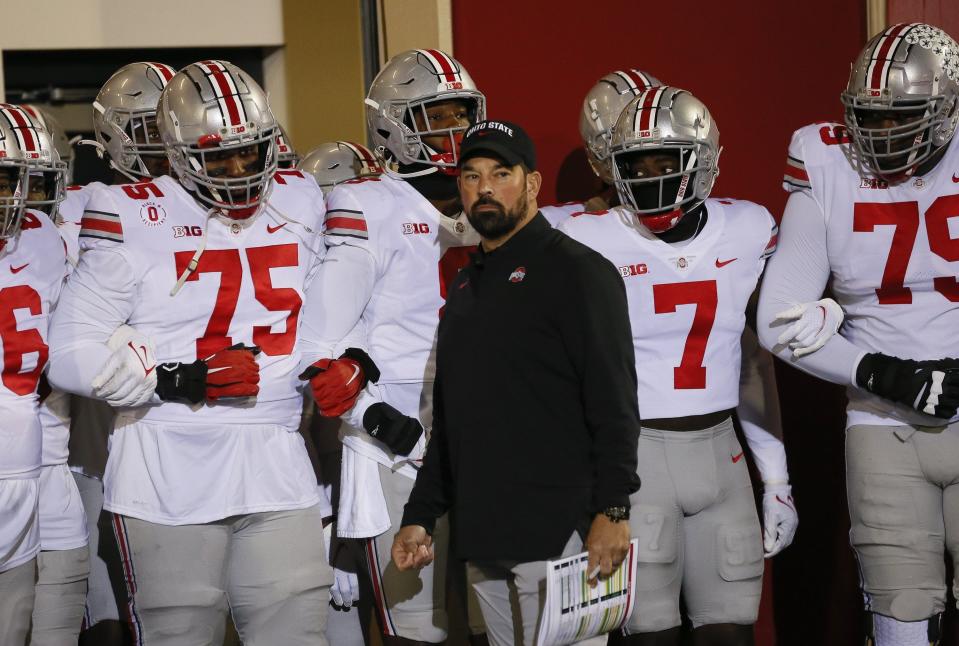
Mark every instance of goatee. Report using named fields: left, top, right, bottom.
left=465, top=191, right=528, bottom=240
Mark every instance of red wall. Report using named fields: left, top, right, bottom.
left=452, top=0, right=865, bottom=219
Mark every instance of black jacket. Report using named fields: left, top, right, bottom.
left=401, top=213, right=641, bottom=562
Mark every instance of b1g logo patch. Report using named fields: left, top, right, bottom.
left=619, top=263, right=648, bottom=278
left=140, top=201, right=166, bottom=227
left=402, top=222, right=430, bottom=235
left=173, top=225, right=203, bottom=238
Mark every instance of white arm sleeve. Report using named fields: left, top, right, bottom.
left=757, top=190, right=867, bottom=385
left=48, top=246, right=137, bottom=397
left=298, top=243, right=376, bottom=371
left=738, top=327, right=788, bottom=483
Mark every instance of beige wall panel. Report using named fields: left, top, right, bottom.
left=381, top=0, right=453, bottom=61
left=867, top=0, right=887, bottom=37
left=281, top=0, right=367, bottom=153
left=0, top=0, right=283, bottom=49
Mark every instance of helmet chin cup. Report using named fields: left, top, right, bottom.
left=639, top=208, right=683, bottom=233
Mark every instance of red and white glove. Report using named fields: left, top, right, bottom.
left=299, top=348, right=379, bottom=417
left=155, top=344, right=260, bottom=404
left=762, top=482, right=798, bottom=557
left=774, top=298, right=843, bottom=358
left=92, top=325, right=157, bottom=407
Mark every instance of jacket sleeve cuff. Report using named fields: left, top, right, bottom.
left=400, top=506, right=437, bottom=536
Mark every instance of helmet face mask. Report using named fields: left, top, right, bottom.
left=158, top=60, right=279, bottom=219
left=609, top=87, right=720, bottom=233
left=841, top=23, right=959, bottom=180
left=0, top=165, right=30, bottom=243
left=366, top=49, right=486, bottom=173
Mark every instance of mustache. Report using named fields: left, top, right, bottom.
left=472, top=195, right=505, bottom=211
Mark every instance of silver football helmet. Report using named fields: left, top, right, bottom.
left=157, top=60, right=278, bottom=219
left=841, top=23, right=959, bottom=179
left=0, top=105, right=36, bottom=241
left=610, top=86, right=720, bottom=233
left=297, top=141, right=382, bottom=195
left=580, top=69, right=662, bottom=183
left=22, top=105, right=75, bottom=185
left=92, top=62, right=176, bottom=181
left=366, top=49, right=485, bottom=173
left=276, top=125, right=298, bottom=168
left=14, top=107, right=66, bottom=224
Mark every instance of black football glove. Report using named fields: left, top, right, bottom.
left=156, top=344, right=261, bottom=404
left=362, top=403, right=424, bottom=456
left=855, top=352, right=959, bottom=419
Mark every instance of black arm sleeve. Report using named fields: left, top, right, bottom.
left=401, top=370, right=454, bottom=534
left=568, top=253, right=642, bottom=512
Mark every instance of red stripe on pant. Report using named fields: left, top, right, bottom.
left=111, top=514, right=144, bottom=646
left=366, top=538, right=398, bottom=636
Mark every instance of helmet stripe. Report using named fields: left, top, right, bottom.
left=623, top=69, right=653, bottom=93
left=0, top=104, right=37, bottom=152
left=637, top=87, right=665, bottom=133
left=144, top=62, right=175, bottom=84
left=868, top=23, right=912, bottom=90
left=420, top=49, right=460, bottom=83
left=197, top=60, right=248, bottom=127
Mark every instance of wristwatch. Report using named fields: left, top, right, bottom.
left=601, top=506, right=630, bottom=523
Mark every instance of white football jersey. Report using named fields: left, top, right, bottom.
left=0, top=210, right=67, bottom=479
left=52, top=172, right=326, bottom=523
left=540, top=201, right=586, bottom=228
left=786, top=123, right=959, bottom=426
left=59, top=182, right=107, bottom=263
left=324, top=174, right=479, bottom=384
left=559, top=199, right=777, bottom=419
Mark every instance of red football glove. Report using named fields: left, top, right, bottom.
left=301, top=358, right=365, bottom=417
left=299, top=349, right=379, bottom=417
left=205, top=345, right=261, bottom=401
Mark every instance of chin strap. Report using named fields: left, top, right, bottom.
left=78, top=139, right=144, bottom=183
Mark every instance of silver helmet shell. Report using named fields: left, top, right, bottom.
left=365, top=49, right=485, bottom=171
left=93, top=62, right=176, bottom=181
left=276, top=125, right=298, bottom=168
left=610, top=87, right=720, bottom=232
left=580, top=69, right=661, bottom=183
left=14, top=106, right=66, bottom=224
left=22, top=105, right=74, bottom=185
left=0, top=105, right=39, bottom=241
left=841, top=23, right=959, bottom=179
left=297, top=141, right=382, bottom=195
left=157, top=60, right=278, bottom=218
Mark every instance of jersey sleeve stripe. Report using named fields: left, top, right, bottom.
left=325, top=216, right=368, bottom=232
left=79, top=210, right=123, bottom=242
left=763, top=223, right=779, bottom=258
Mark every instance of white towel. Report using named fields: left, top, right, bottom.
left=336, top=442, right=391, bottom=539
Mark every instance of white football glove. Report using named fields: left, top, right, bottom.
left=762, top=482, right=798, bottom=558
left=774, top=298, right=843, bottom=358
left=91, top=325, right=157, bottom=407
left=322, top=522, right=360, bottom=609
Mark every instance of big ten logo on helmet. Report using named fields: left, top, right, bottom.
left=619, top=263, right=648, bottom=278
left=139, top=201, right=167, bottom=227
left=173, top=225, right=203, bottom=238
left=444, top=81, right=463, bottom=90
left=402, top=222, right=430, bottom=235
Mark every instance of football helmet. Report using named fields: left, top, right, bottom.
left=92, top=62, right=176, bottom=181
left=580, top=69, right=662, bottom=183
left=297, top=141, right=382, bottom=195
left=366, top=49, right=485, bottom=173
left=14, top=107, right=66, bottom=223
left=0, top=105, right=38, bottom=241
left=157, top=60, right=278, bottom=219
left=22, top=105, right=75, bottom=185
left=610, top=86, right=720, bottom=233
left=841, top=23, right=959, bottom=179
left=276, top=125, right=298, bottom=168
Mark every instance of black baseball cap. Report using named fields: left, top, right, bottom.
left=459, top=120, right=536, bottom=170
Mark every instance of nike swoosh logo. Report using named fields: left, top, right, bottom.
left=127, top=341, right=155, bottom=376
left=953, top=173, right=959, bottom=183
left=266, top=223, right=287, bottom=234
left=731, top=451, right=745, bottom=463
left=715, top=258, right=737, bottom=268
left=345, top=364, right=361, bottom=386
left=457, top=279, right=470, bottom=290
left=10, top=263, right=28, bottom=274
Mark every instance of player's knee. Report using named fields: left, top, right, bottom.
left=888, top=589, right=938, bottom=622
left=867, top=612, right=943, bottom=646
left=626, top=603, right=682, bottom=633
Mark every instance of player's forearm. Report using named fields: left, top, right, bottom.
left=757, top=192, right=865, bottom=385
left=298, top=244, right=376, bottom=367
left=48, top=248, right=135, bottom=397
left=737, top=327, right=784, bottom=442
